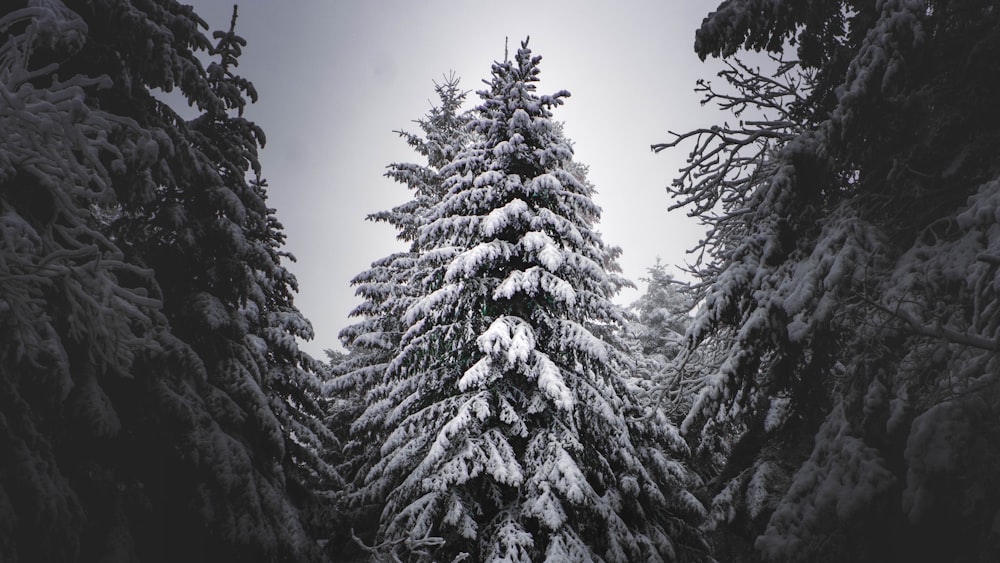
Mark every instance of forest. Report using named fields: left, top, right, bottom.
left=1, top=1, right=999, bottom=562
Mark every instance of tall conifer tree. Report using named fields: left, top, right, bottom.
left=358, top=39, right=707, bottom=562
left=331, top=75, right=472, bottom=552
left=661, top=1, right=1000, bottom=560
left=0, top=3, right=330, bottom=560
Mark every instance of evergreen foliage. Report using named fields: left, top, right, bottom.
left=351, top=39, right=708, bottom=562
left=329, top=74, right=473, bottom=556
left=631, top=261, right=691, bottom=360
left=10, top=1, right=999, bottom=561
left=627, top=262, right=723, bottom=422
left=0, top=2, right=330, bottom=561
left=661, top=1, right=1000, bottom=561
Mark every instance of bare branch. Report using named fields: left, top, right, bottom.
left=865, top=297, right=999, bottom=352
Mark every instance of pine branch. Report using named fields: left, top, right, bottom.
left=866, top=297, right=999, bottom=352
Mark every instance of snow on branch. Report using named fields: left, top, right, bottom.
left=865, top=297, right=999, bottom=352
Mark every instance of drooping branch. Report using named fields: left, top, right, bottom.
left=865, top=296, right=999, bottom=353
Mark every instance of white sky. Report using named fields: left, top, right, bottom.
left=183, top=1, right=727, bottom=358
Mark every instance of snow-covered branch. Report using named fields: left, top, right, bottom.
left=865, top=297, right=999, bottom=353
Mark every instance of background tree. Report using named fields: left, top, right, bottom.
left=355, top=39, right=708, bottom=562
left=626, top=261, right=724, bottom=421
left=328, top=74, right=472, bottom=555
left=660, top=1, right=1000, bottom=561
left=630, top=260, right=692, bottom=360
left=0, top=3, right=331, bottom=561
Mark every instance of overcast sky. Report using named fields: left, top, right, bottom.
left=184, top=0, right=726, bottom=358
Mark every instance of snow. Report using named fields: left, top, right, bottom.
left=520, top=231, right=564, bottom=272
left=756, top=404, right=896, bottom=558
left=447, top=240, right=514, bottom=281
left=493, top=267, right=538, bottom=300
left=523, top=484, right=567, bottom=530
left=458, top=358, right=494, bottom=391
left=403, top=283, right=461, bottom=325
left=492, top=140, right=516, bottom=156
left=746, top=461, right=776, bottom=519
left=764, top=395, right=791, bottom=432
left=477, top=317, right=512, bottom=355
left=482, top=198, right=530, bottom=237
left=544, top=532, right=595, bottom=563
left=443, top=493, right=478, bottom=540
left=483, top=428, right=525, bottom=487
left=785, top=315, right=809, bottom=343
left=553, top=320, right=608, bottom=362
left=509, top=108, right=532, bottom=129
left=484, top=518, right=534, bottom=563
left=473, top=169, right=506, bottom=188
left=547, top=443, right=588, bottom=503
left=474, top=315, right=537, bottom=369
left=528, top=208, right=585, bottom=247
left=507, top=321, right=535, bottom=365
left=415, top=395, right=491, bottom=493
left=533, top=353, right=574, bottom=411
left=902, top=398, right=983, bottom=524
left=527, top=173, right=561, bottom=195
left=498, top=395, right=528, bottom=437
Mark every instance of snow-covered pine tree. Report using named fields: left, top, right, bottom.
left=0, top=3, right=330, bottom=561
left=329, top=74, right=472, bottom=554
left=626, top=261, right=720, bottom=421
left=374, top=72, right=472, bottom=242
left=631, top=261, right=692, bottom=360
left=660, top=1, right=1000, bottom=561
left=187, top=12, right=342, bottom=544
left=359, top=38, right=707, bottom=562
